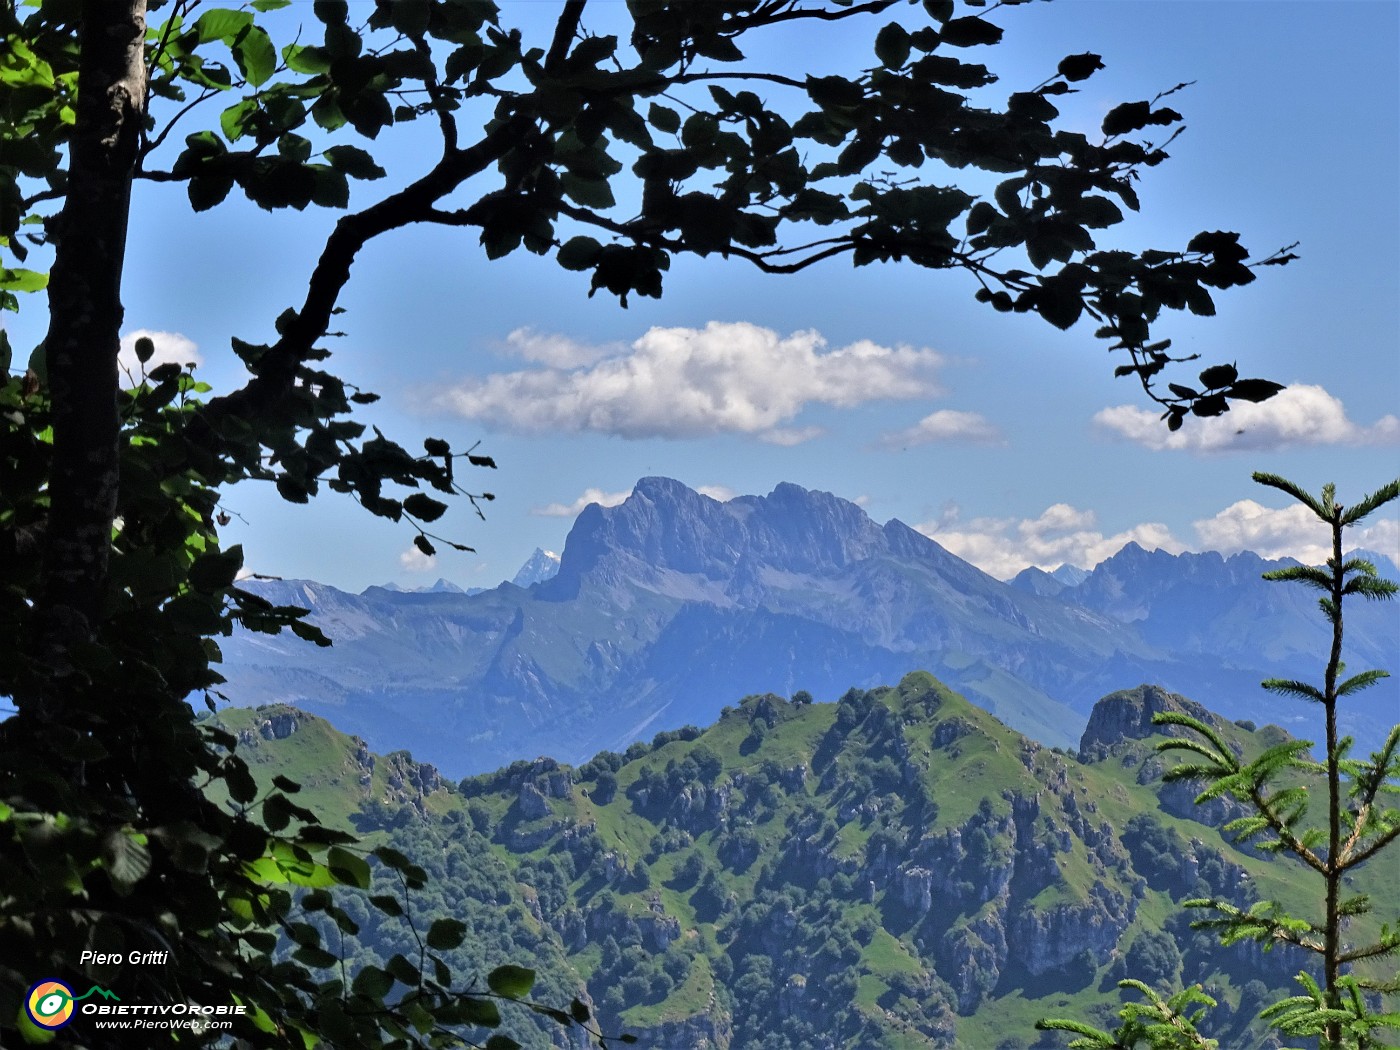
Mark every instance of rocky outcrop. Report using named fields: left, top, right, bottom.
left=237, top=707, right=304, bottom=746
left=635, top=1007, right=732, bottom=1050
left=1079, top=684, right=1234, bottom=761
left=1009, top=880, right=1133, bottom=975
left=516, top=781, right=551, bottom=821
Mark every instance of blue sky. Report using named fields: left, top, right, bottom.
left=13, top=1, right=1398, bottom=587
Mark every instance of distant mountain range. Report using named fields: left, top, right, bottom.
left=374, top=548, right=561, bottom=596
left=221, top=478, right=1399, bottom=777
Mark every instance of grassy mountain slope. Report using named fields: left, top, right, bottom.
left=212, top=674, right=1396, bottom=1049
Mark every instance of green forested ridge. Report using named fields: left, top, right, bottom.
left=213, top=674, right=1396, bottom=1049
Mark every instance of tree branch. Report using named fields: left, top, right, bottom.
left=546, top=0, right=586, bottom=72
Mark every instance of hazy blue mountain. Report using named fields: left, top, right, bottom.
left=510, top=547, right=561, bottom=588
left=1008, top=565, right=1069, bottom=598
left=1051, top=563, right=1090, bottom=587
left=1010, top=564, right=1089, bottom=597
left=221, top=478, right=1398, bottom=777
left=372, top=577, right=481, bottom=595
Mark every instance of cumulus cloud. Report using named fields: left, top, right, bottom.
left=881, top=409, right=1004, bottom=447
left=1193, top=500, right=1400, bottom=563
left=1095, top=384, right=1400, bottom=453
left=914, top=496, right=1400, bottom=579
left=502, top=327, right=613, bottom=368
left=916, top=503, right=1186, bottom=579
left=118, top=329, right=202, bottom=385
left=530, top=487, right=632, bottom=518
left=399, top=544, right=438, bottom=573
left=436, top=322, right=946, bottom=443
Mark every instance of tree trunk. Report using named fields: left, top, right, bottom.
left=33, top=0, right=147, bottom=718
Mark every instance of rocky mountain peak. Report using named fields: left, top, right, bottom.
left=551, top=478, right=894, bottom=588
left=1078, top=684, right=1225, bottom=761
left=511, top=548, right=562, bottom=588
left=1009, top=566, right=1068, bottom=598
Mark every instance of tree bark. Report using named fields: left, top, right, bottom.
left=33, top=0, right=147, bottom=716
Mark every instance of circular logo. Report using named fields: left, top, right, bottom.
left=26, top=980, right=76, bottom=1030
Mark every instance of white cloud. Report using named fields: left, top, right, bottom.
left=916, top=503, right=1185, bottom=579
left=1193, top=500, right=1400, bottom=563
left=118, top=329, right=202, bottom=385
left=399, top=544, right=438, bottom=573
left=436, top=322, right=946, bottom=442
left=881, top=409, right=1004, bottom=447
left=1095, top=384, right=1400, bottom=453
left=531, top=487, right=631, bottom=518
left=914, top=496, right=1400, bottom=580
left=696, top=485, right=738, bottom=502
left=503, top=327, right=613, bottom=368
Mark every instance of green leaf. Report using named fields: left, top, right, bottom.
left=560, top=173, right=616, bottom=209
left=385, top=954, right=420, bottom=986
left=426, top=917, right=467, bottom=950
left=369, top=893, right=404, bottom=917
left=190, top=547, right=243, bottom=591
left=389, top=0, right=431, bottom=36
left=939, top=16, right=1002, bottom=48
left=922, top=0, right=954, bottom=23
left=292, top=944, right=338, bottom=969
left=1009, top=91, right=1058, bottom=123
left=874, top=23, right=911, bottom=69
left=557, top=236, right=602, bottom=271
left=252, top=0, right=292, bottom=9
left=233, top=26, right=277, bottom=87
left=261, top=793, right=293, bottom=832
left=486, top=964, right=535, bottom=999
left=1057, top=53, right=1104, bottom=82
left=104, top=829, right=152, bottom=890
left=373, top=845, right=413, bottom=870
left=648, top=103, right=680, bottom=134
left=351, top=965, right=393, bottom=999
left=196, top=9, right=253, bottom=46
left=1076, top=196, right=1122, bottom=229
left=188, top=175, right=235, bottom=212
left=326, top=846, right=370, bottom=889
left=1198, top=362, right=1238, bottom=389
left=1102, top=100, right=1151, bottom=137
left=323, top=145, right=386, bottom=180
left=284, top=44, right=332, bottom=75
left=1228, top=378, right=1284, bottom=402
left=1035, top=276, right=1083, bottom=330
left=0, top=268, right=49, bottom=293
left=460, top=997, right=502, bottom=1027
left=1185, top=284, right=1216, bottom=316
